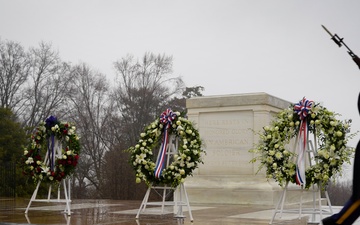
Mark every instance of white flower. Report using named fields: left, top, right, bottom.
left=67, top=150, right=72, bottom=155
left=275, top=152, right=283, bottom=160
left=26, top=157, right=34, bottom=164
left=41, top=166, right=49, bottom=173
left=336, top=131, right=343, bottom=137
left=24, top=150, right=28, bottom=155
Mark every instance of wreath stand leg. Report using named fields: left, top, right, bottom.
left=174, top=183, right=193, bottom=221
left=25, top=178, right=72, bottom=216
left=135, top=135, right=193, bottom=221
left=135, top=183, right=193, bottom=222
left=25, top=146, right=72, bottom=216
left=269, top=182, right=333, bottom=224
left=269, top=137, right=333, bottom=224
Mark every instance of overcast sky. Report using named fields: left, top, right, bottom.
left=1, top=0, right=360, bottom=149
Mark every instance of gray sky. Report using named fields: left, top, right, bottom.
left=1, top=0, right=360, bottom=147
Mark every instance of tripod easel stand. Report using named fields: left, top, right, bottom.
left=25, top=138, right=72, bottom=216
left=136, top=135, right=193, bottom=221
left=270, top=131, right=333, bottom=224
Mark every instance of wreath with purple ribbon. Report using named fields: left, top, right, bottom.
left=21, top=116, right=80, bottom=184
left=128, top=109, right=205, bottom=187
left=251, top=97, right=355, bottom=189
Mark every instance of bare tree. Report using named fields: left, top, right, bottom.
left=101, top=53, right=185, bottom=200
left=20, top=42, right=72, bottom=130
left=112, top=52, right=185, bottom=146
left=67, top=63, right=112, bottom=198
left=0, top=39, right=30, bottom=111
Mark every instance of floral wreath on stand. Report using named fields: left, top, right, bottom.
left=128, top=109, right=205, bottom=187
left=251, top=97, right=355, bottom=189
left=21, top=116, right=80, bottom=184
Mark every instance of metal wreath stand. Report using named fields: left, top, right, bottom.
left=25, top=138, right=72, bottom=216
left=136, top=135, right=193, bottom=222
left=270, top=128, right=333, bottom=224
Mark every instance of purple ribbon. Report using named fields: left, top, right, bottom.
left=45, top=116, right=58, bottom=171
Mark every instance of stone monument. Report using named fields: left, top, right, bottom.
left=185, top=92, right=311, bottom=206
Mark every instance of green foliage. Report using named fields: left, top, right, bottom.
left=0, top=107, right=27, bottom=197
left=0, top=108, right=27, bottom=162
left=182, top=86, right=204, bottom=99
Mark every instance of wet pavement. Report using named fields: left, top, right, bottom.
left=0, top=198, right=345, bottom=225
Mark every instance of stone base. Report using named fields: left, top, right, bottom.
left=184, top=175, right=316, bottom=206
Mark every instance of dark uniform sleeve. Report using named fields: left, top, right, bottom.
left=352, top=92, right=360, bottom=201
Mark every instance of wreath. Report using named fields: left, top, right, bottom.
left=21, top=116, right=80, bottom=184
left=251, top=97, right=355, bottom=189
left=128, top=109, right=205, bottom=187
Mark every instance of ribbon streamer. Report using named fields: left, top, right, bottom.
left=45, top=116, right=58, bottom=172
left=293, top=97, right=313, bottom=186
left=48, top=135, right=55, bottom=171
left=154, top=109, right=177, bottom=179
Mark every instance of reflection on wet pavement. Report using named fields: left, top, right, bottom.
left=0, top=198, right=316, bottom=225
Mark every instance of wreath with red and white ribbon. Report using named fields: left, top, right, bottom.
left=21, top=116, right=80, bottom=184
left=251, top=97, right=355, bottom=189
left=128, top=109, right=205, bottom=187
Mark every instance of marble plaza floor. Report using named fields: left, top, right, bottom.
left=0, top=198, right=354, bottom=225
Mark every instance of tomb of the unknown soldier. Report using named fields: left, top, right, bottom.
left=185, top=92, right=314, bottom=206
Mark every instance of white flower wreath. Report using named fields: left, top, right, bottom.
left=128, top=109, right=205, bottom=187
left=251, top=98, right=355, bottom=189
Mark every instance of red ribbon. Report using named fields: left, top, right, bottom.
left=293, top=97, right=313, bottom=186
left=154, top=109, right=177, bottom=179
